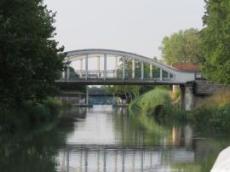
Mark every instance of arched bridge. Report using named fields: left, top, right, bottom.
left=57, top=49, right=197, bottom=85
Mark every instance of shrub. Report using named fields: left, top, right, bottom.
left=129, top=87, right=187, bottom=127
left=191, top=104, right=230, bottom=133
left=0, top=97, right=64, bottom=130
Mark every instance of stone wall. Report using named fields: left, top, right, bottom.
left=195, top=80, right=229, bottom=95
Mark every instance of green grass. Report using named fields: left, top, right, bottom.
left=128, top=88, right=174, bottom=136
left=129, top=88, right=171, bottom=114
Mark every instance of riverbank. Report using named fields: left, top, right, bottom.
left=190, top=90, right=230, bottom=133
left=0, top=97, right=71, bottom=131
left=129, top=88, right=230, bottom=134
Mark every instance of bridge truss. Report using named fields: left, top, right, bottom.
left=58, top=49, right=196, bottom=85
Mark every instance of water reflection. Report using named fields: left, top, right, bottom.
left=58, top=145, right=195, bottom=172
left=0, top=123, right=74, bottom=172
left=0, top=105, right=229, bottom=172
left=56, top=106, right=228, bottom=172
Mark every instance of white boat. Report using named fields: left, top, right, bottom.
left=211, top=146, right=230, bottom=172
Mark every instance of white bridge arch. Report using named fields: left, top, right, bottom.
left=59, top=49, right=196, bottom=85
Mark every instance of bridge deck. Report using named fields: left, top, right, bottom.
left=56, top=79, right=184, bottom=86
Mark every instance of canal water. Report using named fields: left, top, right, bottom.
left=1, top=105, right=229, bottom=172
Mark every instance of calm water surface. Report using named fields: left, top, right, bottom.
left=1, top=105, right=230, bottom=172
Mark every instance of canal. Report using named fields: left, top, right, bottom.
left=1, top=105, right=229, bottom=172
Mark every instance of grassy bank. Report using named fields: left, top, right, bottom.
left=129, top=87, right=186, bottom=123
left=190, top=90, right=230, bottom=133
left=130, top=87, right=230, bottom=134
left=129, top=88, right=178, bottom=136
left=0, top=97, right=70, bottom=131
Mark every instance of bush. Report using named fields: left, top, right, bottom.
left=190, top=90, right=230, bottom=133
left=192, top=104, right=230, bottom=133
left=129, top=88, right=187, bottom=127
left=0, top=97, right=64, bottom=130
left=42, top=97, right=62, bottom=116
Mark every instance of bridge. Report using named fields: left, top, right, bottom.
left=57, top=49, right=198, bottom=85
left=55, top=49, right=208, bottom=111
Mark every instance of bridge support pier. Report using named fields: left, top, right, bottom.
left=180, top=83, right=194, bottom=111
left=63, top=64, right=70, bottom=80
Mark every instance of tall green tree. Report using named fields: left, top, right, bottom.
left=160, top=28, right=202, bottom=65
left=202, top=0, right=230, bottom=84
left=0, top=0, right=64, bottom=107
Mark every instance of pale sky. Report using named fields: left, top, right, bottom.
left=45, top=0, right=205, bottom=59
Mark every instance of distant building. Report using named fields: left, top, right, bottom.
left=172, top=63, right=202, bottom=79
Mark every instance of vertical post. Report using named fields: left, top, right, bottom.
left=86, top=86, right=89, bottom=105
left=160, top=68, right=163, bottom=81
left=150, top=64, right=153, bottom=79
left=80, top=59, right=83, bottom=78
left=97, top=56, right=100, bottom=78
left=67, top=65, right=70, bottom=80
left=141, top=61, right=144, bottom=80
left=104, top=54, right=107, bottom=80
left=122, top=57, right=125, bottom=80
left=132, top=59, right=135, bottom=79
left=180, top=84, right=185, bottom=110
left=62, top=71, right=65, bottom=80
left=184, top=84, right=194, bottom=111
left=168, top=72, right=171, bottom=80
left=85, top=54, right=88, bottom=80
left=115, top=56, right=118, bottom=78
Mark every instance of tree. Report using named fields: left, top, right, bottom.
left=201, top=0, right=230, bottom=84
left=106, top=85, right=140, bottom=102
left=160, top=28, right=202, bottom=65
left=0, top=0, right=64, bottom=107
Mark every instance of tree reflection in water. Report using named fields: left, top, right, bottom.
left=0, top=107, right=230, bottom=172
left=0, top=108, right=77, bottom=172
left=111, top=107, right=230, bottom=172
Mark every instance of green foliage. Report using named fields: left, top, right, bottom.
left=191, top=104, right=230, bottom=133
left=0, top=0, right=64, bottom=108
left=106, top=85, right=141, bottom=102
left=130, top=88, right=171, bottom=112
left=201, top=0, right=230, bottom=84
left=129, top=88, right=187, bottom=128
left=0, top=98, right=63, bottom=130
left=189, top=90, right=230, bottom=133
left=161, top=28, right=202, bottom=65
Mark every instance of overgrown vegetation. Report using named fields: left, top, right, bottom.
left=190, top=90, right=230, bottom=133
left=130, top=87, right=186, bottom=123
left=0, top=97, right=66, bottom=131
left=129, top=88, right=230, bottom=134
left=128, top=87, right=186, bottom=136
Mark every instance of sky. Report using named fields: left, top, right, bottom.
left=45, top=0, right=205, bottom=59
